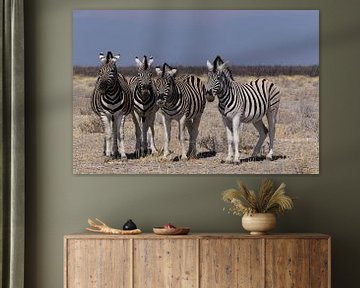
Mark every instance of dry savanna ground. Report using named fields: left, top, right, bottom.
left=73, top=74, right=319, bottom=174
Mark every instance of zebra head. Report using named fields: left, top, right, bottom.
left=154, top=63, right=177, bottom=107
left=96, top=51, right=120, bottom=94
left=135, top=55, right=154, bottom=96
left=205, top=56, right=232, bottom=102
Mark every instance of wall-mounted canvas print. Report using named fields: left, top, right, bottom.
left=73, top=10, right=319, bottom=174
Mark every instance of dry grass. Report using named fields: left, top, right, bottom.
left=73, top=74, right=319, bottom=174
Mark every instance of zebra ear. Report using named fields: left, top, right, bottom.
left=217, top=61, right=229, bottom=71
left=135, top=57, right=142, bottom=67
left=148, top=56, right=154, bottom=66
left=167, top=69, right=177, bottom=77
left=99, top=53, right=106, bottom=63
left=111, top=54, right=120, bottom=62
left=155, top=67, right=162, bottom=76
left=206, top=60, right=214, bottom=71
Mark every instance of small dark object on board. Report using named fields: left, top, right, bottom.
left=123, top=219, right=137, bottom=230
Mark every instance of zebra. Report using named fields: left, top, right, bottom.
left=154, top=63, right=206, bottom=160
left=91, top=51, right=141, bottom=160
left=205, top=56, right=280, bottom=164
left=128, top=55, right=159, bottom=156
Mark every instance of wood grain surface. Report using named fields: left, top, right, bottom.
left=64, top=233, right=330, bottom=288
left=133, top=239, right=198, bottom=288
left=65, top=239, right=131, bottom=288
left=200, top=238, right=264, bottom=288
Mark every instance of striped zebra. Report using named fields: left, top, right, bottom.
left=128, top=56, right=159, bottom=156
left=154, top=63, right=206, bottom=160
left=205, top=56, right=280, bottom=164
left=91, top=51, right=141, bottom=160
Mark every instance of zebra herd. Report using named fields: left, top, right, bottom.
left=91, top=51, right=280, bottom=164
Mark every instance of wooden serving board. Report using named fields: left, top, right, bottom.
left=153, top=227, right=190, bottom=235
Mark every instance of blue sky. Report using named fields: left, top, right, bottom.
left=73, top=10, right=319, bottom=66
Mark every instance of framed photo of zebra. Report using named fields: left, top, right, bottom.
left=73, top=10, right=319, bottom=174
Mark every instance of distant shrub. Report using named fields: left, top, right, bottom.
left=79, top=116, right=104, bottom=133
left=73, top=65, right=319, bottom=78
left=79, top=106, right=93, bottom=116
left=199, top=135, right=218, bottom=152
left=73, top=66, right=139, bottom=77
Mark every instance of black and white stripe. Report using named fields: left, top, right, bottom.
left=154, top=63, right=206, bottom=160
left=128, top=56, right=158, bottom=156
left=205, top=56, right=280, bottom=164
left=91, top=51, right=140, bottom=159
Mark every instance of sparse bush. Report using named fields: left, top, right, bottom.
left=199, top=135, right=218, bottom=152
left=79, top=106, right=93, bottom=116
left=79, top=116, right=104, bottom=133
left=298, top=101, right=319, bottom=136
left=73, top=65, right=319, bottom=78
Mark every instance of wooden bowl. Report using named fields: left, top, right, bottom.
left=153, top=227, right=190, bottom=235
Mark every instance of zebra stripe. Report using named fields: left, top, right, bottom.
left=91, top=51, right=140, bottom=159
left=205, top=56, right=280, bottom=164
left=128, top=55, right=158, bottom=156
left=154, top=63, right=206, bottom=160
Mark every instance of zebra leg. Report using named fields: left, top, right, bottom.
left=142, top=118, right=149, bottom=156
left=222, top=116, right=234, bottom=164
left=111, top=117, right=120, bottom=158
left=252, top=119, right=268, bottom=158
left=116, top=114, right=127, bottom=160
left=161, top=114, right=171, bottom=159
left=185, top=120, right=194, bottom=157
left=179, top=115, right=188, bottom=160
left=266, top=108, right=279, bottom=160
left=132, top=112, right=142, bottom=158
left=147, top=114, right=158, bottom=155
left=187, top=116, right=201, bottom=159
left=101, top=115, right=113, bottom=157
left=232, top=115, right=241, bottom=164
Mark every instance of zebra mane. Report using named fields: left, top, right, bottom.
left=163, top=63, right=171, bottom=76
left=106, top=51, right=113, bottom=63
left=143, top=55, right=148, bottom=69
left=224, top=67, right=234, bottom=81
left=214, top=56, right=224, bottom=70
left=214, top=56, right=234, bottom=81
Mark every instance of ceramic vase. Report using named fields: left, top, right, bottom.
left=242, top=213, right=276, bottom=235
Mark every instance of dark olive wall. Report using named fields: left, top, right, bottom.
left=24, top=0, right=360, bottom=287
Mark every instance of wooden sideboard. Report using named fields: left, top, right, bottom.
left=64, top=233, right=330, bottom=288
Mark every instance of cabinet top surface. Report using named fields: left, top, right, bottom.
left=64, top=232, right=330, bottom=240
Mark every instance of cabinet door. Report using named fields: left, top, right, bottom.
left=65, top=239, right=131, bottom=288
left=265, top=239, right=312, bottom=288
left=200, top=239, right=264, bottom=288
left=133, top=239, right=198, bottom=288
left=309, top=239, right=330, bottom=288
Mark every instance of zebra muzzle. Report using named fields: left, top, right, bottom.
left=156, top=99, right=165, bottom=107
left=205, top=90, right=215, bottom=102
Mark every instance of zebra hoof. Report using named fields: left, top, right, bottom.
left=111, top=152, right=120, bottom=160
left=161, top=155, right=170, bottom=161
left=134, top=151, right=142, bottom=159
left=266, top=154, right=273, bottom=161
left=233, top=160, right=240, bottom=165
left=180, top=155, right=188, bottom=161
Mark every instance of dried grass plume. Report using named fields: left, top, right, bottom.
left=222, top=179, right=294, bottom=216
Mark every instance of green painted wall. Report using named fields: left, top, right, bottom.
left=24, top=0, right=360, bottom=287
